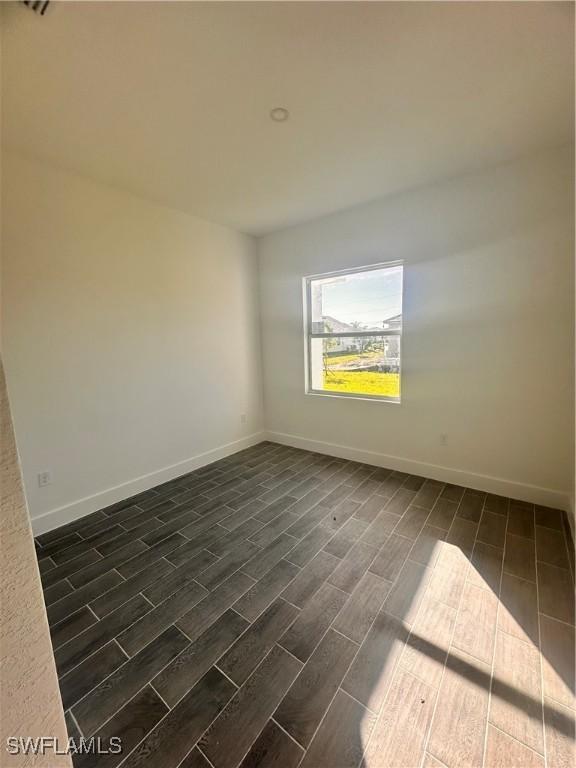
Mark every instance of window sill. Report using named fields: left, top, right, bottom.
left=305, top=389, right=401, bottom=404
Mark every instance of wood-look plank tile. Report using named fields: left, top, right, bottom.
left=90, top=560, right=174, bottom=619
left=142, top=549, right=216, bottom=604
left=74, top=686, right=169, bottom=768
left=333, top=572, right=391, bottom=645
left=369, top=533, right=411, bottom=581
left=70, top=540, right=149, bottom=587
left=427, top=498, right=458, bottom=531
left=384, top=487, right=416, bottom=518
left=457, top=490, right=485, bottom=523
left=50, top=605, right=98, bottom=649
left=283, top=550, right=339, bottom=606
left=248, top=511, right=299, bottom=547
left=200, top=646, right=302, bottom=768
left=118, top=580, right=207, bottom=656
left=205, top=518, right=263, bottom=556
left=349, top=477, right=382, bottom=504
left=177, top=571, right=255, bottom=641
left=242, top=533, right=297, bottom=580
left=359, top=510, right=400, bottom=550
left=59, top=640, right=128, bottom=710
left=539, top=615, right=575, bottom=709
left=196, top=539, right=261, bottom=590
left=354, top=494, right=389, bottom=523
left=218, top=598, right=299, bottom=685
left=42, top=548, right=104, bottom=589
left=36, top=510, right=108, bottom=546
left=413, top=479, right=444, bottom=510
left=498, top=572, right=539, bottom=646
left=489, top=630, right=543, bottom=753
left=120, top=667, right=235, bottom=768
left=38, top=532, right=82, bottom=559
left=536, top=526, right=570, bottom=569
left=140, top=507, right=204, bottom=547
left=363, top=667, right=436, bottom=768
left=452, top=582, right=498, bottom=665
left=504, top=533, right=536, bottom=582
left=535, top=506, right=564, bottom=532
left=55, top=594, right=151, bottom=676
left=538, top=563, right=575, bottom=625
left=440, top=484, right=465, bottom=504
left=47, top=570, right=123, bottom=625
left=274, top=628, right=357, bottom=748
left=402, top=474, right=425, bottom=492
left=43, top=579, right=74, bottom=606
left=112, top=535, right=182, bottom=578
left=384, top=559, right=432, bottom=626
left=484, top=725, right=544, bottom=768
left=299, top=689, right=376, bottom=768
left=422, top=753, right=447, bottom=768
left=153, top=609, right=249, bottom=707
left=234, top=559, right=300, bottom=622
left=410, top=525, right=448, bottom=568
left=284, top=524, right=335, bottom=567
left=468, top=541, right=504, bottom=594
left=400, top=597, right=457, bottom=688
left=285, top=502, right=331, bottom=540
left=426, top=563, right=467, bottom=610
left=73, top=625, right=189, bottom=735
left=477, top=511, right=507, bottom=550
left=279, top=583, right=348, bottom=662
left=254, top=495, right=298, bottom=524
left=284, top=489, right=327, bottom=520
left=165, top=526, right=227, bottom=566
left=237, top=720, right=304, bottom=768
left=327, top=542, right=378, bottom=594
left=342, top=611, right=409, bottom=712
left=179, top=505, right=237, bottom=539
left=179, top=749, right=212, bottom=768
left=53, top=524, right=128, bottom=563
left=543, top=697, right=576, bottom=768
left=321, top=498, right=360, bottom=533
left=394, top=505, right=429, bottom=542
left=427, top=648, right=491, bottom=768
left=485, top=494, right=510, bottom=516
left=508, top=503, right=535, bottom=540
left=39, top=557, right=55, bottom=575
left=446, top=517, right=478, bottom=557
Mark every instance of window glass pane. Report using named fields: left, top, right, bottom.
left=310, top=336, right=400, bottom=399
left=310, top=265, right=402, bottom=334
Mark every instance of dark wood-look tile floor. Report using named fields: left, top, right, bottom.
left=35, top=442, right=576, bottom=768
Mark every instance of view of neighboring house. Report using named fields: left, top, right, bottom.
left=322, top=314, right=401, bottom=364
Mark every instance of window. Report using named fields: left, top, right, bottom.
left=304, top=262, right=403, bottom=402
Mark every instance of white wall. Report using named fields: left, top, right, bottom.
left=2, top=153, right=263, bottom=532
left=258, top=147, right=574, bottom=510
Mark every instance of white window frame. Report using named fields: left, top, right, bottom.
left=303, top=261, right=403, bottom=404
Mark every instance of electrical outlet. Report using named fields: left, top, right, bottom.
left=240, top=413, right=247, bottom=424
left=38, top=471, right=52, bottom=487
left=440, top=433, right=448, bottom=446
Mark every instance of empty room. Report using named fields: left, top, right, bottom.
left=1, top=2, right=574, bottom=767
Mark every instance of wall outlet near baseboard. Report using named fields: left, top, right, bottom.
left=440, top=434, right=448, bottom=446
left=37, top=471, right=52, bottom=487
left=240, top=414, right=247, bottom=424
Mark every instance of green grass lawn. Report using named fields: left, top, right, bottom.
left=323, top=370, right=400, bottom=398
left=326, top=350, right=382, bottom=366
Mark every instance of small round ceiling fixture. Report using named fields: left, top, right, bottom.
left=270, top=107, right=289, bottom=122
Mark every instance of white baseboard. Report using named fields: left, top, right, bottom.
left=266, top=430, right=571, bottom=512
left=31, top=432, right=266, bottom=535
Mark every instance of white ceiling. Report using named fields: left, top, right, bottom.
left=2, top=1, right=573, bottom=235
